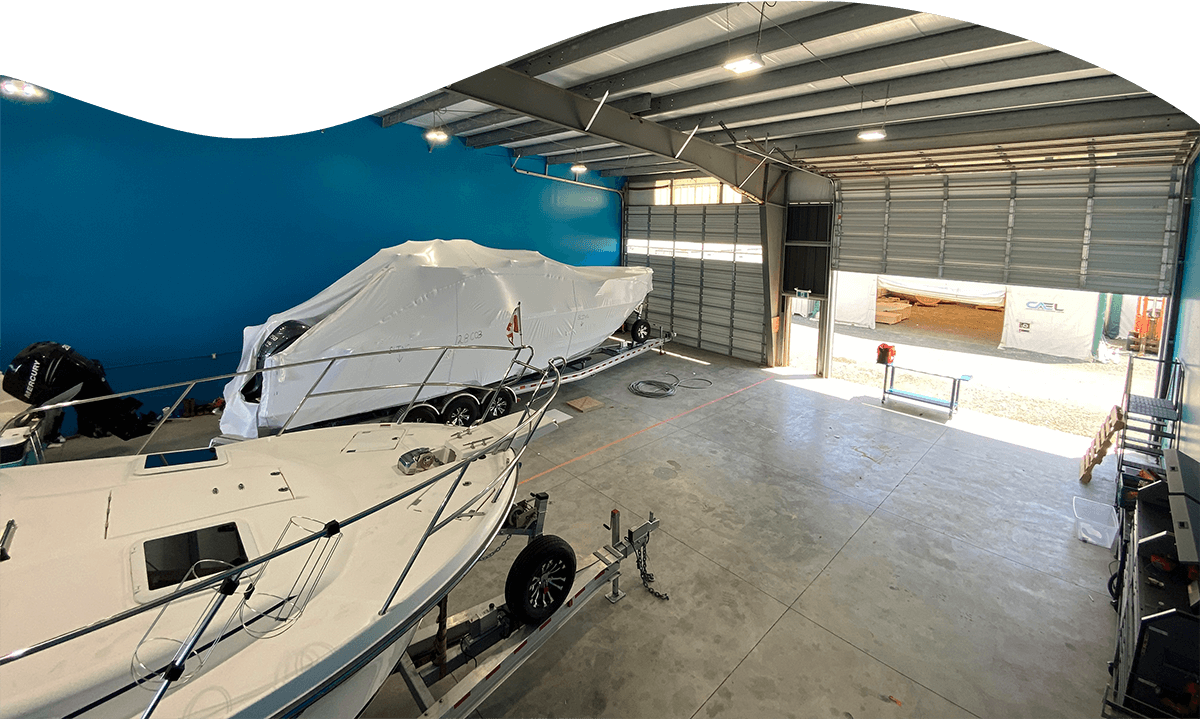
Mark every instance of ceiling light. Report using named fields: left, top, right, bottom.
left=723, top=53, right=764, bottom=74
left=857, top=128, right=887, bottom=141
left=1, top=81, right=17, bottom=95
left=570, top=163, right=588, bottom=174
left=424, top=127, right=449, bottom=144
left=22, top=84, right=36, bottom=97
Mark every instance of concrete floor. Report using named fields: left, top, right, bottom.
left=362, top=344, right=1121, bottom=719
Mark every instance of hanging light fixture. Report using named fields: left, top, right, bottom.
left=424, top=127, right=449, bottom=144
left=570, top=162, right=588, bottom=174
left=855, top=88, right=888, bottom=142
left=723, top=3, right=768, bottom=74
left=723, top=53, right=765, bottom=74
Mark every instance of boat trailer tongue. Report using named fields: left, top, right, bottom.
left=395, top=493, right=669, bottom=719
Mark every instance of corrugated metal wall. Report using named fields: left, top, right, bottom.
left=625, top=204, right=766, bottom=363
left=834, top=166, right=1183, bottom=295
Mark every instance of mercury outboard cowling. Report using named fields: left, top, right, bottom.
left=3, top=342, right=157, bottom=440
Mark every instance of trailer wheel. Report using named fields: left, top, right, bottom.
left=441, top=393, right=481, bottom=426
left=630, top=319, right=652, bottom=344
left=505, top=534, right=575, bottom=625
left=397, top=403, right=439, bottom=423
left=483, top=387, right=517, bottom=421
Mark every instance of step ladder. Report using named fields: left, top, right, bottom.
left=1115, top=355, right=1183, bottom=505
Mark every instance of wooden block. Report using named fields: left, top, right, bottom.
left=912, top=295, right=941, bottom=306
left=974, top=304, right=1004, bottom=312
left=566, top=396, right=605, bottom=413
left=875, top=310, right=906, bottom=325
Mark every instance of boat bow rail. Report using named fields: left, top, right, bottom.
left=1, top=343, right=541, bottom=455
left=0, top=346, right=563, bottom=719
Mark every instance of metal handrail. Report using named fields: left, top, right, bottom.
left=0, top=343, right=540, bottom=456
left=0, top=347, right=562, bottom=680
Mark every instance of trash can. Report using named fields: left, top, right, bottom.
left=876, top=343, right=896, bottom=365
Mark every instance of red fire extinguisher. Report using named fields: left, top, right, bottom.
left=876, top=344, right=896, bottom=365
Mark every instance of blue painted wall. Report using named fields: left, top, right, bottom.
left=1, top=90, right=622, bottom=391
left=1175, top=156, right=1200, bottom=456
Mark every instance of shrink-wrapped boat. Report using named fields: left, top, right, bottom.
left=220, top=240, right=652, bottom=439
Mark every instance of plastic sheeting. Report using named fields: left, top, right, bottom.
left=833, top=271, right=877, bottom=329
left=878, top=276, right=1006, bottom=307
left=1000, top=286, right=1099, bottom=361
left=220, top=240, right=652, bottom=438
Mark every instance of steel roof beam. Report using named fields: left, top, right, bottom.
left=571, top=4, right=919, bottom=102
left=462, top=4, right=919, bottom=145
left=591, top=99, right=1193, bottom=173
left=389, top=6, right=729, bottom=134
left=651, top=25, right=1023, bottom=116
left=787, top=108, right=1196, bottom=159
left=463, top=94, right=652, bottom=145
left=659, top=52, right=1100, bottom=134
left=477, top=25, right=1027, bottom=147
left=376, top=91, right=469, bottom=128
left=512, top=77, right=1140, bottom=157
left=448, top=66, right=812, bottom=203
left=506, top=4, right=734, bottom=76
left=701, top=76, right=1149, bottom=145
left=494, top=50, right=1096, bottom=152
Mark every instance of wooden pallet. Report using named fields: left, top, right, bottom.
left=1079, top=405, right=1127, bottom=483
left=875, top=301, right=912, bottom=324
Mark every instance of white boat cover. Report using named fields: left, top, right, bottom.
left=221, top=240, right=652, bottom=438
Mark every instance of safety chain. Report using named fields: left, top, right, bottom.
left=635, top=542, right=669, bottom=601
left=479, top=534, right=512, bottom=562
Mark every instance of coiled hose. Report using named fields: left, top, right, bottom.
left=627, top=373, right=713, bottom=398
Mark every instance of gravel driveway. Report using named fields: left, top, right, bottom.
left=789, top=318, right=1159, bottom=438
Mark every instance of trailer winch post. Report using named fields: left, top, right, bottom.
left=606, top=509, right=626, bottom=603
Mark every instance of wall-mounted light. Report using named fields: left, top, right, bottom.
left=1, top=78, right=48, bottom=102
left=857, top=128, right=887, bottom=141
left=570, top=162, right=588, bottom=174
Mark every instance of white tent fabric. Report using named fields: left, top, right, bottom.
left=1000, top=286, right=1099, bottom=360
left=220, top=240, right=652, bottom=438
left=833, top=271, right=877, bottom=329
left=879, top=275, right=1006, bottom=307
left=1119, top=297, right=1137, bottom=339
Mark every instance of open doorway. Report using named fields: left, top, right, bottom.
left=788, top=271, right=1162, bottom=436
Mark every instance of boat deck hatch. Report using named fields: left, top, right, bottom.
left=144, top=447, right=219, bottom=469
left=144, top=522, right=247, bottom=590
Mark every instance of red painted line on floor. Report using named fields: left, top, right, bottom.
left=518, top=377, right=771, bottom=484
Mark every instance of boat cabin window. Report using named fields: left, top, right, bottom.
left=144, top=447, right=219, bottom=469
left=144, top=522, right=247, bottom=590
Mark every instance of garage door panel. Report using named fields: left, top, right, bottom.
left=625, top=204, right=766, bottom=363
left=835, top=166, right=1180, bottom=295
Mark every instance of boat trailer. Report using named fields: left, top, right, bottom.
left=392, top=492, right=665, bottom=719
left=506, top=331, right=672, bottom=397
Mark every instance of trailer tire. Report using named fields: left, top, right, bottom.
left=630, top=319, right=652, bottom=344
left=483, top=387, right=517, bottom=421
left=441, top=393, right=481, bottom=426
left=505, top=534, right=576, bottom=625
left=397, top=403, right=439, bottom=423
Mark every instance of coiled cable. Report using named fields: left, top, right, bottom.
left=627, top=373, right=713, bottom=398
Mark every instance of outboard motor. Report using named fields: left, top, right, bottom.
left=3, top=342, right=156, bottom=441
